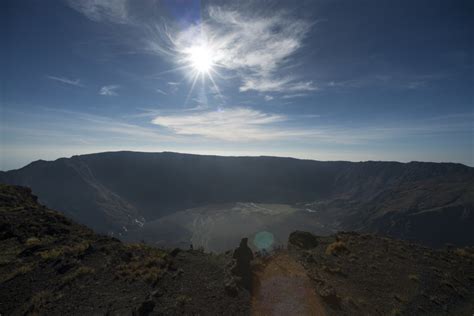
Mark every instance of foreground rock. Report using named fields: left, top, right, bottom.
left=288, top=231, right=474, bottom=315
left=0, top=184, right=250, bottom=315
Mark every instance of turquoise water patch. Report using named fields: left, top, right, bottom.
left=253, top=231, right=274, bottom=250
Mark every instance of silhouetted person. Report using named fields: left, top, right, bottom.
left=232, top=238, right=254, bottom=290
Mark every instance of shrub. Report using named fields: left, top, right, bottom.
left=408, top=274, right=419, bottom=282
left=176, top=294, right=191, bottom=306
left=325, top=241, right=348, bottom=256
left=62, top=266, right=95, bottom=284
left=454, top=248, right=473, bottom=258
left=25, top=237, right=41, bottom=247
left=38, top=241, right=90, bottom=261
left=2, top=263, right=34, bottom=282
left=38, top=248, right=64, bottom=260
left=116, top=247, right=167, bottom=284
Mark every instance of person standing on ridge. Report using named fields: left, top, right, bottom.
left=232, top=237, right=254, bottom=290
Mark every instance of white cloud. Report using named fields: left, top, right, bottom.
left=68, top=2, right=317, bottom=94
left=240, top=78, right=318, bottom=93
left=149, top=7, right=316, bottom=93
left=149, top=106, right=474, bottom=144
left=166, top=81, right=180, bottom=94
left=264, top=95, right=274, bottom=101
left=67, top=0, right=130, bottom=24
left=99, top=85, right=119, bottom=96
left=46, top=75, right=83, bottom=87
left=282, top=93, right=309, bottom=99
left=151, top=107, right=294, bottom=141
left=156, top=88, right=167, bottom=95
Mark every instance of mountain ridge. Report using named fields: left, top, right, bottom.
left=1, top=151, right=472, bottom=247
left=6, top=150, right=472, bottom=173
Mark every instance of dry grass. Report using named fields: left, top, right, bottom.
left=0, top=240, right=23, bottom=265
left=117, top=257, right=165, bottom=284
left=62, top=266, right=95, bottom=284
left=21, top=290, right=53, bottom=314
left=116, top=244, right=168, bottom=284
left=2, top=263, right=35, bottom=282
left=30, top=290, right=52, bottom=306
left=38, top=241, right=90, bottom=261
left=453, top=248, right=473, bottom=258
left=408, top=274, right=419, bottom=282
left=325, top=241, right=348, bottom=256
left=25, top=237, right=41, bottom=247
left=176, top=294, right=191, bottom=306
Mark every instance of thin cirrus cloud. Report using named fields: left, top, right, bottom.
left=149, top=108, right=474, bottom=144
left=99, top=85, right=120, bottom=96
left=154, top=6, right=317, bottom=94
left=46, top=75, right=84, bottom=87
left=151, top=107, right=293, bottom=141
left=68, top=0, right=317, bottom=96
left=67, top=0, right=129, bottom=24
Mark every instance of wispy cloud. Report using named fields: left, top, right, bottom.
left=148, top=6, right=316, bottom=94
left=3, top=107, right=176, bottom=144
left=46, top=75, right=84, bottom=87
left=67, top=0, right=130, bottom=24
left=156, top=88, right=167, bottom=95
left=67, top=2, right=317, bottom=95
left=240, top=78, right=318, bottom=93
left=264, top=95, right=274, bottom=101
left=166, top=81, right=180, bottom=94
left=151, top=107, right=293, bottom=141
left=149, top=106, right=474, bottom=144
left=99, top=85, right=120, bottom=96
left=326, top=73, right=444, bottom=90
left=281, top=93, right=309, bottom=99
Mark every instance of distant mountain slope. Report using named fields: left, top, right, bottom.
left=2, top=184, right=473, bottom=315
left=1, top=151, right=473, bottom=246
left=0, top=184, right=250, bottom=315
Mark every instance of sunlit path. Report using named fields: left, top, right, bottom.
left=252, top=252, right=326, bottom=316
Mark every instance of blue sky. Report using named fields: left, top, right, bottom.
left=1, top=0, right=473, bottom=170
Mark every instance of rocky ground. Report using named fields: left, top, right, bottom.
left=288, top=231, right=474, bottom=315
left=251, top=251, right=326, bottom=315
left=0, top=184, right=250, bottom=315
left=1, top=183, right=473, bottom=315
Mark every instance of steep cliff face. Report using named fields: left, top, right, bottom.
left=1, top=151, right=473, bottom=246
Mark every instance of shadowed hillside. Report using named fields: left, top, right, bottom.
left=1, top=184, right=473, bottom=315
left=1, top=151, right=473, bottom=247
left=288, top=231, right=474, bottom=315
left=0, top=184, right=250, bottom=315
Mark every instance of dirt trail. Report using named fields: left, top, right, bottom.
left=251, top=252, right=326, bottom=316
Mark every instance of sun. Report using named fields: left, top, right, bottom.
left=175, top=37, right=223, bottom=103
left=186, top=44, right=215, bottom=74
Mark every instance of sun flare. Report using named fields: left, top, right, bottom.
left=186, top=44, right=215, bottom=74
